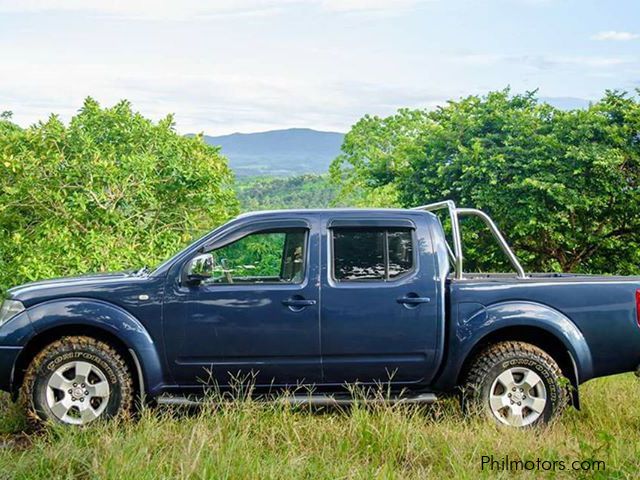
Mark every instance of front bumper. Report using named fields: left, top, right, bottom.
left=0, top=346, right=22, bottom=392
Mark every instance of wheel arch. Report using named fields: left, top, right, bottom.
left=12, top=298, right=165, bottom=400
left=12, top=324, right=140, bottom=399
left=457, top=325, right=581, bottom=408
left=433, top=301, right=593, bottom=409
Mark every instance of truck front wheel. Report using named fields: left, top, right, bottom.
left=462, top=341, right=567, bottom=427
left=20, top=336, right=134, bottom=425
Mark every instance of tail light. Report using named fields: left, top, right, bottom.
left=636, top=289, right=640, bottom=328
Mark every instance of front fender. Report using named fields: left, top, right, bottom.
left=433, top=301, right=593, bottom=391
left=23, top=298, right=165, bottom=396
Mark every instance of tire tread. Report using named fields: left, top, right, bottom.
left=19, top=335, right=133, bottom=424
left=463, top=341, right=567, bottom=425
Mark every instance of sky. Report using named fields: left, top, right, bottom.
left=1, top=0, right=639, bottom=135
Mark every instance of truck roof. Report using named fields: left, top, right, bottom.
left=236, top=208, right=434, bottom=220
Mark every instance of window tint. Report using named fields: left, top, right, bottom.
left=332, top=227, right=414, bottom=282
left=205, top=229, right=306, bottom=284
left=333, top=229, right=386, bottom=281
left=388, top=229, right=413, bottom=279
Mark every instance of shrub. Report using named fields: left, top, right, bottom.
left=0, top=99, right=238, bottom=292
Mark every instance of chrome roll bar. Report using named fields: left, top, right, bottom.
left=412, top=200, right=526, bottom=279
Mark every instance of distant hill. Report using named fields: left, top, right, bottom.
left=199, top=128, right=344, bottom=177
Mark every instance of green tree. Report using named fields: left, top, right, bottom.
left=0, top=98, right=238, bottom=292
left=331, top=89, right=640, bottom=274
left=236, top=174, right=340, bottom=210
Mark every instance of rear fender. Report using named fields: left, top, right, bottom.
left=434, top=301, right=593, bottom=393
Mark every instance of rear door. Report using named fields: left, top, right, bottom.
left=320, top=215, right=440, bottom=385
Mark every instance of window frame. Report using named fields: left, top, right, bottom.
left=329, top=225, right=417, bottom=284
left=185, top=226, right=310, bottom=286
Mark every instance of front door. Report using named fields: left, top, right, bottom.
left=163, top=219, right=321, bottom=389
left=320, top=217, right=440, bottom=385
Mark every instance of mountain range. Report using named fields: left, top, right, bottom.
left=201, top=128, right=344, bottom=177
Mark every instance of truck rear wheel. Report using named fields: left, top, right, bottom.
left=462, top=341, right=567, bottom=427
left=20, top=336, right=133, bottom=425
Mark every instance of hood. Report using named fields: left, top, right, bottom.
left=6, top=271, right=147, bottom=306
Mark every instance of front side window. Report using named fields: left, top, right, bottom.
left=332, top=227, right=414, bottom=282
left=201, top=228, right=307, bottom=285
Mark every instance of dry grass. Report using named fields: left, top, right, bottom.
left=0, top=374, right=638, bottom=479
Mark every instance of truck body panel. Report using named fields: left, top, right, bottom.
left=1, top=207, right=639, bottom=401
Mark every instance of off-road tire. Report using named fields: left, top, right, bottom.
left=20, top=336, right=133, bottom=425
left=462, top=341, right=568, bottom=427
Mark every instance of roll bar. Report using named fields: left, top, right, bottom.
left=412, top=200, right=526, bottom=279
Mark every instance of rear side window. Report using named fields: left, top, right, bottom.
left=332, top=227, right=414, bottom=282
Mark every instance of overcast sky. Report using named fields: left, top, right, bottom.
left=1, top=0, right=639, bottom=135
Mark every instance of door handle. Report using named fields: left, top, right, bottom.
left=282, top=298, right=317, bottom=308
left=396, top=296, right=431, bottom=305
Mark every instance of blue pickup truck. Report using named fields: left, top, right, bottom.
left=1, top=201, right=639, bottom=428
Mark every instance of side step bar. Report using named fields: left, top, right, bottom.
left=157, top=393, right=437, bottom=407
left=281, top=393, right=437, bottom=406
left=157, top=396, right=203, bottom=407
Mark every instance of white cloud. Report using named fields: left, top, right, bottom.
left=552, top=55, right=635, bottom=68
left=451, top=53, right=505, bottom=66
left=591, top=31, right=640, bottom=41
left=0, top=0, right=430, bottom=19
left=0, top=1, right=292, bottom=20
left=0, top=62, right=450, bottom=134
left=319, top=0, right=428, bottom=13
left=451, top=53, right=635, bottom=69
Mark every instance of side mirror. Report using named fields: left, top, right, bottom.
left=185, top=253, right=215, bottom=285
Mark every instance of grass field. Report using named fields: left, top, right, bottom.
left=0, top=374, right=638, bottom=479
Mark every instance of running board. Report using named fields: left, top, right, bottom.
left=281, top=393, right=437, bottom=406
left=157, top=396, right=202, bottom=407
left=157, top=393, right=437, bottom=407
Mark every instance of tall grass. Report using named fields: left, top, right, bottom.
left=0, top=374, right=638, bottom=479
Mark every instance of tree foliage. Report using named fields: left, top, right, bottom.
left=0, top=98, right=238, bottom=292
left=236, top=174, right=340, bottom=210
left=331, top=89, right=640, bottom=274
